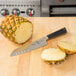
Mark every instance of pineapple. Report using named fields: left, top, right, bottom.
left=41, top=41, right=76, bottom=64
left=0, top=15, right=33, bottom=44
left=58, top=41, right=76, bottom=54
left=41, top=48, right=66, bottom=64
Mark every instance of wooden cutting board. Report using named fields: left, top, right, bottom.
left=0, top=17, right=76, bottom=76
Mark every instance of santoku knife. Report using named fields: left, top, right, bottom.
left=10, top=27, right=67, bottom=56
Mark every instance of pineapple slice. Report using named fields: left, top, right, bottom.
left=41, top=48, right=66, bottom=64
left=58, top=41, right=76, bottom=54
left=0, top=15, right=33, bottom=44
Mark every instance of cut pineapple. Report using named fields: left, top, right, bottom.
left=58, top=41, right=76, bottom=54
left=0, top=15, right=33, bottom=44
left=15, top=22, right=32, bottom=43
left=41, top=48, right=66, bottom=64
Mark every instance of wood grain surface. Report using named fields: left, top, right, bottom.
left=0, top=17, right=76, bottom=76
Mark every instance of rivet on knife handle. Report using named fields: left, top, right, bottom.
left=47, top=27, right=67, bottom=39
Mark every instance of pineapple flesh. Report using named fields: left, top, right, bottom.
left=41, top=48, right=66, bottom=64
left=0, top=15, right=33, bottom=44
left=58, top=41, right=76, bottom=54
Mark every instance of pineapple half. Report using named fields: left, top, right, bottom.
left=41, top=48, right=66, bottom=64
left=0, top=15, right=33, bottom=44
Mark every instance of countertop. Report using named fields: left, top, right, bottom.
left=0, top=17, right=76, bottom=76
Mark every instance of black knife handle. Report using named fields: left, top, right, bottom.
left=47, top=27, right=67, bottom=39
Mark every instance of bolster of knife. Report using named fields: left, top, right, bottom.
left=47, top=27, right=67, bottom=39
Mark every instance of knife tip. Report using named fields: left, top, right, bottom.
left=10, top=51, right=17, bottom=57
left=10, top=50, right=22, bottom=57
left=10, top=53, right=15, bottom=57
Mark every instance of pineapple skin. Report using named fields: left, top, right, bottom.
left=1, top=15, right=33, bottom=44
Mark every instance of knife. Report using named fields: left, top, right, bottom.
left=10, top=27, right=67, bottom=56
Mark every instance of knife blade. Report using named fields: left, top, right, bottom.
left=10, top=27, right=67, bottom=56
